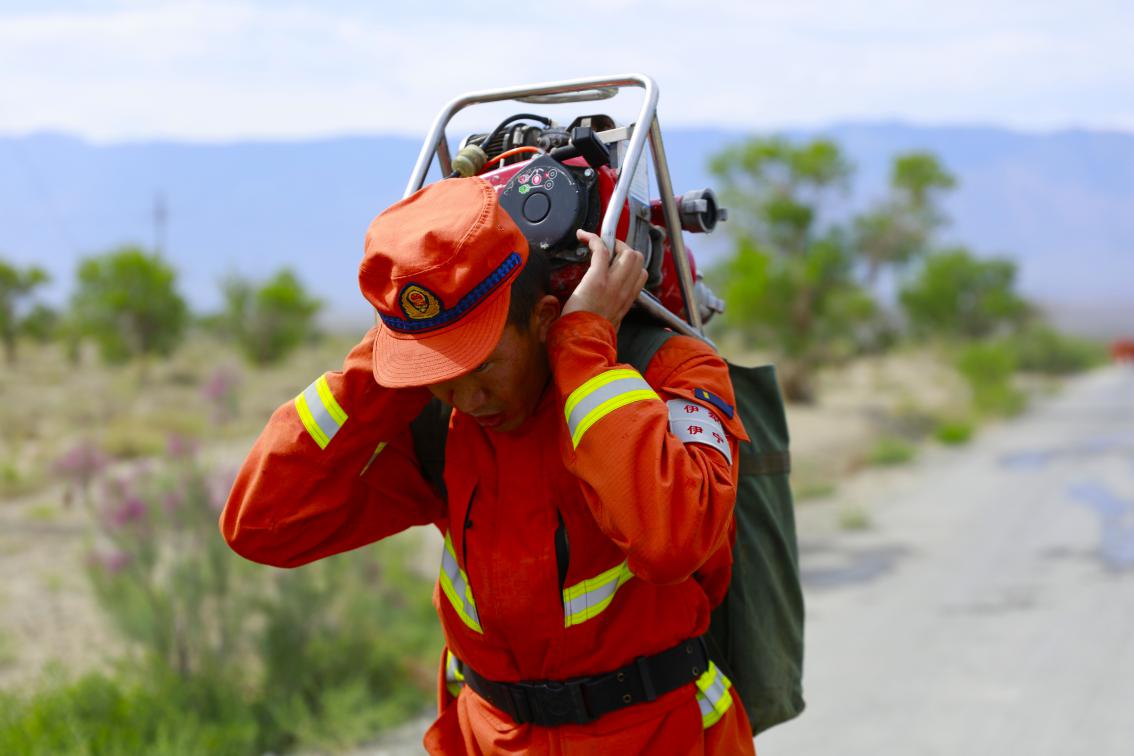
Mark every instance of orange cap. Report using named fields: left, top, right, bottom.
left=360, top=178, right=529, bottom=387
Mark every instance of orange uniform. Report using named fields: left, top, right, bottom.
left=222, top=310, right=755, bottom=755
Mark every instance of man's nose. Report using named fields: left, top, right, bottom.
left=449, top=380, right=488, bottom=415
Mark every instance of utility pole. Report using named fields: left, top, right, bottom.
left=153, top=191, right=168, bottom=257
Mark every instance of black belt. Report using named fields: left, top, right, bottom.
left=457, top=635, right=710, bottom=727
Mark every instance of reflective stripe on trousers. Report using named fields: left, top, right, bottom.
left=695, top=661, right=734, bottom=728
left=562, top=560, right=634, bottom=627
left=294, top=374, right=348, bottom=449
left=439, top=532, right=483, bottom=633
left=564, top=368, right=658, bottom=448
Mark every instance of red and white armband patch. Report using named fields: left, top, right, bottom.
left=666, top=398, right=732, bottom=464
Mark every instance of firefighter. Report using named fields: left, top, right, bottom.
left=221, top=177, right=755, bottom=754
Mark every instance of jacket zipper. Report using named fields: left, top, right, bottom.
left=461, top=484, right=477, bottom=571
left=555, top=510, right=570, bottom=607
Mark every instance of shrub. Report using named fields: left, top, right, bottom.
left=955, top=342, right=1026, bottom=417
left=869, top=436, right=917, bottom=466
left=60, top=438, right=441, bottom=753
left=0, top=258, right=50, bottom=363
left=901, top=248, right=1030, bottom=340
left=1010, top=326, right=1107, bottom=375
left=934, top=419, right=974, bottom=445
left=219, top=270, right=321, bottom=366
left=70, top=247, right=189, bottom=364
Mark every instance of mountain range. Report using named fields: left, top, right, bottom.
left=1, top=123, right=1131, bottom=337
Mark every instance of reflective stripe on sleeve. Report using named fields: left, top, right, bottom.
left=445, top=649, right=466, bottom=698
left=562, top=560, right=634, bottom=627
left=695, top=661, right=734, bottom=728
left=439, top=532, right=483, bottom=633
left=564, top=369, right=659, bottom=448
left=294, top=374, right=348, bottom=449
left=666, top=398, right=731, bottom=464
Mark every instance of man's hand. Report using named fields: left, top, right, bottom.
left=562, top=229, right=648, bottom=331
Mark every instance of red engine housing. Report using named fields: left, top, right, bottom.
left=479, top=156, right=695, bottom=322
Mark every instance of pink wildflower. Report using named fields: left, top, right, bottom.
left=166, top=434, right=199, bottom=460
left=107, top=496, right=148, bottom=529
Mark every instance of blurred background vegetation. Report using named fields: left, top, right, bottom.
left=0, top=135, right=1109, bottom=753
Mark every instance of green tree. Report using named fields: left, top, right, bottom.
left=853, top=151, right=956, bottom=287
left=0, top=259, right=51, bottom=363
left=70, top=247, right=189, bottom=364
left=18, top=303, right=60, bottom=343
left=899, top=247, right=1030, bottom=339
left=220, top=269, right=321, bottom=365
left=710, top=137, right=874, bottom=401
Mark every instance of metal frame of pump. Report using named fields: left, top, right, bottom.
left=403, top=73, right=709, bottom=343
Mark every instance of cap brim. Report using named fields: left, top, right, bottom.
left=372, top=287, right=510, bottom=388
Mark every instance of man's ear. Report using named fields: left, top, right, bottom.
left=532, top=294, right=562, bottom=343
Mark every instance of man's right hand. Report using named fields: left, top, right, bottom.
left=561, top=229, right=648, bottom=332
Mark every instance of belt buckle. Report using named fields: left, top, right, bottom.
left=521, top=679, right=590, bottom=726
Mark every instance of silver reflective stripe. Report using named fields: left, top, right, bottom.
left=301, top=380, right=342, bottom=442
left=563, top=369, right=658, bottom=448
left=562, top=560, right=634, bottom=627
left=294, top=374, right=348, bottom=449
left=694, top=661, right=734, bottom=728
left=666, top=398, right=731, bottom=464
left=439, top=534, right=483, bottom=633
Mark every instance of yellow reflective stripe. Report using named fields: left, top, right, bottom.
left=564, top=368, right=642, bottom=419
left=564, top=368, right=659, bottom=449
left=695, top=661, right=734, bottom=728
left=439, top=533, right=483, bottom=633
left=294, top=373, right=348, bottom=449
left=293, top=393, right=330, bottom=449
left=562, top=560, right=635, bottom=627
left=359, top=441, right=388, bottom=476
left=315, top=374, right=348, bottom=426
left=571, top=389, right=657, bottom=448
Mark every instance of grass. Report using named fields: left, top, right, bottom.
left=838, top=506, right=871, bottom=531
left=24, top=503, right=60, bottom=522
left=794, top=479, right=837, bottom=500
left=0, top=457, right=46, bottom=498
left=869, top=436, right=917, bottom=466
left=0, top=673, right=260, bottom=756
left=0, top=630, right=16, bottom=668
left=0, top=332, right=362, bottom=495
left=934, top=419, right=974, bottom=445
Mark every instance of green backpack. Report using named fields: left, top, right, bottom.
left=615, top=319, right=805, bottom=736
left=410, top=320, right=805, bottom=736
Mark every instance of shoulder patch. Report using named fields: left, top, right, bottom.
left=666, top=398, right=732, bottom=464
left=693, top=388, right=734, bottom=420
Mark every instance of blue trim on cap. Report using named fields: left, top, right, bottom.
left=379, top=252, right=523, bottom=334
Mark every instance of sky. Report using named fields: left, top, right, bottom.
left=1, top=0, right=1133, bottom=142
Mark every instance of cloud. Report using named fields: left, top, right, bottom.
left=0, top=0, right=1131, bottom=140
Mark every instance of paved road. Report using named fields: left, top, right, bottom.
left=757, top=366, right=1134, bottom=756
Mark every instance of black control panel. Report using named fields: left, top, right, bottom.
left=498, top=155, right=590, bottom=253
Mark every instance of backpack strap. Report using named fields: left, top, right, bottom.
left=616, top=316, right=676, bottom=374
left=410, top=398, right=451, bottom=500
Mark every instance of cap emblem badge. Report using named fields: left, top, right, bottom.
left=400, top=284, right=442, bottom=320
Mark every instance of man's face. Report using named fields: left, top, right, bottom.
left=426, top=295, right=560, bottom=433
